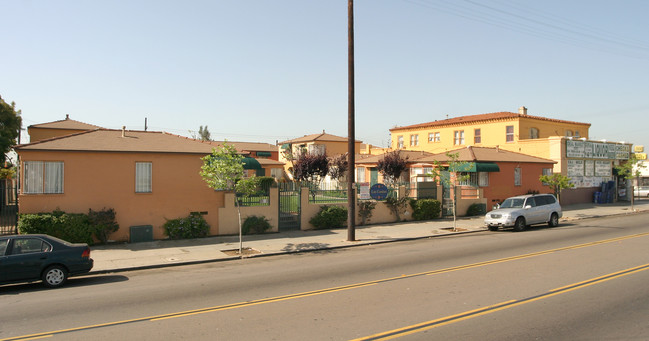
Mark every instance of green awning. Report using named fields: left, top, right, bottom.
left=475, top=162, right=500, bottom=172
left=256, top=151, right=272, bottom=157
left=242, top=157, right=262, bottom=170
left=452, top=162, right=500, bottom=172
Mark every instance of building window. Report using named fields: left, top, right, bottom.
left=24, top=161, right=64, bottom=194
left=565, top=130, right=573, bottom=137
left=514, top=167, right=521, bottom=186
left=458, top=172, right=478, bottom=187
left=270, top=168, right=283, bottom=179
left=308, top=144, right=325, bottom=155
left=410, top=134, right=419, bottom=146
left=454, top=130, right=465, bottom=145
left=356, top=167, right=366, bottom=182
left=478, top=172, right=489, bottom=187
left=428, top=132, right=440, bottom=143
left=541, top=168, right=553, bottom=185
left=397, top=136, right=404, bottom=149
left=135, top=162, right=152, bottom=193
left=530, top=128, right=539, bottom=139
left=575, top=130, right=580, bottom=137
left=474, top=129, right=481, bottom=144
left=506, top=126, right=514, bottom=142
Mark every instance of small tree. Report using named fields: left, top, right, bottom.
left=198, top=125, right=212, bottom=141
left=377, top=151, right=410, bottom=221
left=427, top=152, right=473, bottom=231
left=200, top=143, right=257, bottom=254
left=328, top=153, right=348, bottom=182
left=292, top=151, right=329, bottom=201
left=0, top=95, right=23, bottom=164
left=614, top=154, right=646, bottom=210
left=377, top=151, right=408, bottom=184
left=539, top=173, right=574, bottom=202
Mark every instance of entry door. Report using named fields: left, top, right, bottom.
left=370, top=168, right=379, bottom=185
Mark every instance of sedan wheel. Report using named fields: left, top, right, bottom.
left=548, top=213, right=559, bottom=227
left=513, top=217, right=526, bottom=232
left=42, top=265, right=68, bottom=288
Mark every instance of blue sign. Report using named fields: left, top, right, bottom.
left=370, top=183, right=389, bottom=201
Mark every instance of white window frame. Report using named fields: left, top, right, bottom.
left=270, top=168, right=283, bottom=179
left=514, top=167, right=522, bottom=186
left=474, top=129, right=481, bottom=144
left=454, top=130, right=465, bottom=145
left=23, top=161, right=64, bottom=194
left=410, top=134, right=419, bottom=146
left=135, top=162, right=153, bottom=193
left=428, top=132, right=440, bottom=143
left=356, top=167, right=366, bottom=182
left=506, top=126, right=514, bottom=142
left=397, top=136, right=404, bottom=149
left=478, top=172, right=489, bottom=187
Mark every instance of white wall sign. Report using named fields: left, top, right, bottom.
left=567, top=160, right=584, bottom=177
left=595, top=160, right=612, bottom=177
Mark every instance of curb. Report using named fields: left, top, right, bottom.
left=87, top=228, right=486, bottom=275
left=87, top=209, right=649, bottom=275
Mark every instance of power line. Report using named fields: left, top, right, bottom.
left=402, top=0, right=649, bottom=60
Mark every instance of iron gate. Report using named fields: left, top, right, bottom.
left=0, top=179, right=18, bottom=235
left=278, top=182, right=300, bottom=230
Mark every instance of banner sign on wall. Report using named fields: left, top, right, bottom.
left=566, top=140, right=630, bottom=160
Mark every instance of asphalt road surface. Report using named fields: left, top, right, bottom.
left=2, top=212, right=649, bottom=340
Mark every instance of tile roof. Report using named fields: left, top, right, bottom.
left=279, top=132, right=362, bottom=144
left=355, top=150, right=434, bottom=164
left=27, top=116, right=103, bottom=130
left=390, top=111, right=591, bottom=131
left=210, top=141, right=278, bottom=153
left=416, top=146, right=556, bottom=164
left=16, top=129, right=221, bottom=154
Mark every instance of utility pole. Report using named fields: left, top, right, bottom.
left=347, top=0, right=356, bottom=241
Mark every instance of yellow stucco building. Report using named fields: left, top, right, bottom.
left=390, top=107, right=635, bottom=204
left=389, top=106, right=591, bottom=155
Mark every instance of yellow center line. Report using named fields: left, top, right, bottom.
left=3, top=232, right=649, bottom=341
left=352, top=262, right=649, bottom=341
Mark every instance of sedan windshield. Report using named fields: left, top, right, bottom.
left=499, top=198, right=525, bottom=208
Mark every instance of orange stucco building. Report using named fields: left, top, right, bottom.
left=14, top=129, right=285, bottom=241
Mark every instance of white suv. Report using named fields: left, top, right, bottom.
left=484, top=194, right=562, bottom=232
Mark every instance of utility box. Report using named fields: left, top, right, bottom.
left=130, top=225, right=153, bottom=243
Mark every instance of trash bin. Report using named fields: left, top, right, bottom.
left=593, top=192, right=602, bottom=203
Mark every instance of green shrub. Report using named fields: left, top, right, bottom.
left=309, top=205, right=347, bottom=229
left=466, top=203, right=487, bottom=216
left=88, top=208, right=119, bottom=244
left=163, top=213, right=210, bottom=239
left=358, top=201, right=376, bottom=225
left=18, top=210, right=94, bottom=244
left=410, top=199, right=441, bottom=221
left=242, top=215, right=272, bottom=235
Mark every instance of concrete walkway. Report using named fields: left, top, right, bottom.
left=89, top=200, right=649, bottom=274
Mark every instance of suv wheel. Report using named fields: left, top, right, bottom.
left=513, top=217, right=526, bottom=232
left=548, top=213, right=559, bottom=227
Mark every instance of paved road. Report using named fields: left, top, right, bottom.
left=1, top=213, right=649, bottom=340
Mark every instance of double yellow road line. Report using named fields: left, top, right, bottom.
left=4, top=232, right=649, bottom=341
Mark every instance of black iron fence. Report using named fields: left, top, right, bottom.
left=0, top=179, right=18, bottom=235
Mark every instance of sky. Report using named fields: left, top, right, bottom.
left=2, top=0, right=649, bottom=150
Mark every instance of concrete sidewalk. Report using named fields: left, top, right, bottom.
left=89, top=200, right=649, bottom=274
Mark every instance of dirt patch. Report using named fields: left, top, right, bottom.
left=221, top=247, right=262, bottom=256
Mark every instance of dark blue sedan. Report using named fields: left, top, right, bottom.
left=0, top=234, right=94, bottom=288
